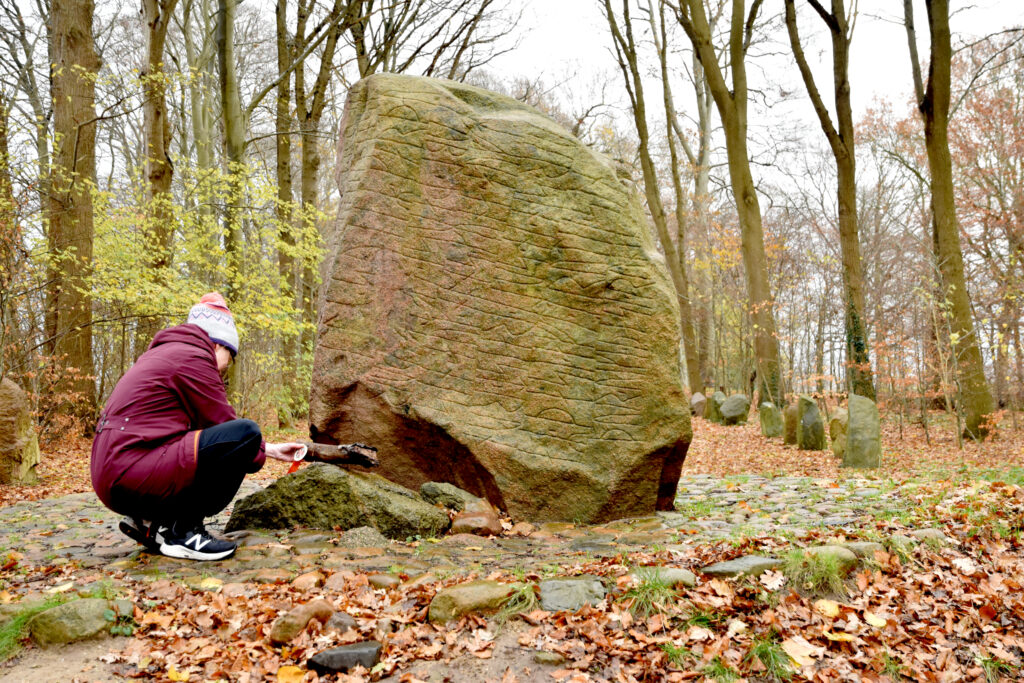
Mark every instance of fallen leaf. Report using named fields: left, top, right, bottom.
left=726, top=619, right=747, bottom=639
left=823, top=631, right=856, bottom=642
left=760, top=570, right=786, bottom=590
left=813, top=599, right=841, bottom=618
left=864, top=611, right=887, bottom=628
left=166, top=665, right=190, bottom=682
left=781, top=636, right=824, bottom=667
left=276, top=665, right=305, bottom=682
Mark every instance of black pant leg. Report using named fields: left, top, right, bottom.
left=188, top=418, right=262, bottom=522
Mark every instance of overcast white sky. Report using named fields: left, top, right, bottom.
left=487, top=0, right=1024, bottom=123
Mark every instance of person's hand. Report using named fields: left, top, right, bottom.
left=266, top=442, right=306, bottom=462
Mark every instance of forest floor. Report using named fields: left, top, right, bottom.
left=0, top=410, right=1021, bottom=682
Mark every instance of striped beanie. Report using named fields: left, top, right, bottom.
left=186, top=292, right=239, bottom=356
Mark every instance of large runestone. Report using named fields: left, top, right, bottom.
left=309, top=74, right=691, bottom=523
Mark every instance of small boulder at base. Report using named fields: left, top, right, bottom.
left=0, top=378, right=40, bottom=485
left=308, top=73, right=691, bottom=523
left=28, top=598, right=111, bottom=647
left=450, top=498, right=503, bottom=536
left=783, top=404, right=798, bottom=445
left=720, top=394, right=750, bottom=426
left=225, top=463, right=450, bottom=540
left=690, top=392, right=706, bottom=417
left=796, top=395, right=826, bottom=450
left=843, top=394, right=881, bottom=469
left=759, top=402, right=783, bottom=438
left=706, top=391, right=727, bottom=424
left=428, top=580, right=517, bottom=623
left=308, top=641, right=382, bottom=675
left=829, top=409, right=848, bottom=458
left=420, top=482, right=479, bottom=512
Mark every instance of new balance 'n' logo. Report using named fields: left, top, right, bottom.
left=186, top=534, right=211, bottom=551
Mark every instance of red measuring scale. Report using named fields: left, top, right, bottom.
left=287, top=444, right=308, bottom=474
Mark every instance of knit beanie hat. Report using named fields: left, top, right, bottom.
left=186, top=292, right=239, bottom=356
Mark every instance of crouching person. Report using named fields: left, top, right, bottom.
left=91, top=293, right=304, bottom=560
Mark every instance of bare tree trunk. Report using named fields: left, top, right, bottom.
left=647, top=0, right=704, bottom=393
left=784, top=0, right=875, bottom=400
left=0, top=95, right=15, bottom=380
left=603, top=0, right=701, bottom=393
left=674, top=0, right=784, bottom=406
left=293, top=0, right=353, bottom=374
left=216, top=0, right=244, bottom=395
left=47, top=0, right=99, bottom=420
left=905, top=0, right=995, bottom=439
left=137, top=0, right=180, bottom=350
left=275, top=0, right=299, bottom=426
left=814, top=296, right=826, bottom=395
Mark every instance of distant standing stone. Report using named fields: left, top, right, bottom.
left=796, top=395, right=825, bottom=450
left=829, top=408, right=848, bottom=458
left=783, top=404, right=798, bottom=445
left=843, top=394, right=880, bottom=469
left=690, top=392, right=706, bottom=417
left=706, top=391, right=727, bottom=424
left=720, top=394, right=750, bottom=426
left=0, top=378, right=40, bottom=485
left=759, top=402, right=783, bottom=438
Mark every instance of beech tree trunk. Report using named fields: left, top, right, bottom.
left=293, top=0, right=352, bottom=364
left=137, top=0, right=180, bottom=351
left=784, top=0, right=875, bottom=400
left=275, top=0, right=299, bottom=425
left=675, top=0, right=784, bottom=406
left=216, top=0, right=244, bottom=394
left=905, top=0, right=994, bottom=438
left=47, top=0, right=99, bottom=418
left=603, top=0, right=701, bottom=393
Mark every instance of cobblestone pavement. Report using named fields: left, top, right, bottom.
left=0, top=474, right=904, bottom=591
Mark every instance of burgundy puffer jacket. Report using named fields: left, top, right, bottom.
left=90, top=324, right=266, bottom=514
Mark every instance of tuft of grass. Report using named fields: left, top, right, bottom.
left=879, top=651, right=906, bottom=680
left=702, top=656, right=740, bottom=682
left=978, top=654, right=1016, bottom=683
left=682, top=604, right=727, bottom=629
left=496, top=583, right=538, bottom=624
left=659, top=641, right=695, bottom=669
left=675, top=499, right=715, bottom=518
left=781, top=549, right=847, bottom=597
left=0, top=596, right=68, bottom=661
left=745, top=631, right=794, bottom=681
left=624, top=568, right=676, bottom=619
